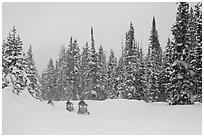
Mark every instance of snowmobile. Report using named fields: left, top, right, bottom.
left=48, top=100, right=54, bottom=106
left=78, top=100, right=90, bottom=115
left=66, top=100, right=74, bottom=112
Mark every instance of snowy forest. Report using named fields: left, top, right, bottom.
left=2, top=2, right=202, bottom=105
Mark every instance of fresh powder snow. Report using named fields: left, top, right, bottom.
left=2, top=87, right=202, bottom=135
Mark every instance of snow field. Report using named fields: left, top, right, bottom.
left=2, top=87, right=202, bottom=135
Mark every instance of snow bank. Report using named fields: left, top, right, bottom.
left=2, top=88, right=202, bottom=135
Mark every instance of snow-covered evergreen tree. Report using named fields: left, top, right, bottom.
left=97, top=45, right=108, bottom=100
left=54, top=60, right=61, bottom=101
left=26, top=45, right=41, bottom=100
left=136, top=45, right=147, bottom=100
left=162, top=38, right=173, bottom=102
left=80, top=42, right=91, bottom=97
left=40, top=70, right=49, bottom=100
left=2, top=26, right=28, bottom=94
left=72, top=39, right=81, bottom=100
left=144, top=44, right=152, bottom=101
left=167, top=2, right=194, bottom=105
left=66, top=38, right=81, bottom=100
left=107, top=49, right=117, bottom=98
left=192, top=2, right=202, bottom=102
left=115, top=41, right=126, bottom=99
left=88, top=27, right=99, bottom=98
left=55, top=45, right=67, bottom=100
left=2, top=40, right=8, bottom=88
left=45, top=58, right=57, bottom=100
left=123, top=22, right=140, bottom=99
left=147, top=17, right=163, bottom=102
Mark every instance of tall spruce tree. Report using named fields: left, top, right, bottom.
left=2, top=26, right=28, bottom=94
left=167, top=2, right=194, bottom=105
left=145, top=44, right=152, bottom=100
left=67, top=38, right=80, bottom=100
left=26, top=45, right=41, bottom=100
left=193, top=2, right=202, bottom=102
left=54, top=60, right=61, bottom=101
left=72, top=39, right=81, bottom=100
left=147, top=17, right=163, bottom=102
left=97, top=45, right=108, bottom=100
left=56, top=45, right=69, bottom=100
left=65, top=37, right=74, bottom=99
left=136, top=45, right=147, bottom=100
left=107, top=49, right=117, bottom=98
left=163, top=38, right=173, bottom=102
left=40, top=70, right=49, bottom=100
left=2, top=40, right=8, bottom=88
left=45, top=58, right=57, bottom=100
left=80, top=42, right=91, bottom=96
left=89, top=27, right=99, bottom=97
left=115, top=40, right=126, bottom=99
left=123, top=22, right=139, bottom=99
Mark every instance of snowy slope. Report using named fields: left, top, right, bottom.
left=2, top=87, right=202, bottom=135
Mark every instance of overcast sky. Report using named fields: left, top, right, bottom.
left=2, top=2, right=196, bottom=74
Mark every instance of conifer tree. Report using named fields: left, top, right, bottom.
left=40, top=70, right=49, bottom=100
left=54, top=60, right=61, bottom=101
left=66, top=38, right=80, bottom=100
left=162, top=38, right=173, bottom=101
left=65, top=37, right=74, bottom=99
left=80, top=42, right=91, bottom=96
left=107, top=49, right=117, bottom=98
left=147, top=17, right=163, bottom=102
left=144, top=44, right=152, bottom=100
left=167, top=2, right=194, bottom=105
left=72, top=39, right=81, bottom=100
left=123, top=22, right=139, bottom=99
left=136, top=46, right=147, bottom=100
left=89, top=27, right=99, bottom=96
left=2, top=40, right=8, bottom=88
left=97, top=45, right=108, bottom=99
left=26, top=45, right=41, bottom=100
left=46, top=58, right=57, bottom=100
left=115, top=41, right=126, bottom=99
left=56, top=45, right=69, bottom=100
left=193, top=2, right=202, bottom=102
left=2, top=26, right=28, bottom=94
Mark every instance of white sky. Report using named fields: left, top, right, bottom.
left=2, top=2, right=196, bottom=74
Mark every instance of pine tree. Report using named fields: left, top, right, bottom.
left=41, top=58, right=57, bottom=100
left=147, top=17, right=163, bottom=102
left=2, top=26, right=28, bottom=94
left=115, top=40, right=126, bottom=99
left=107, top=49, right=117, bottom=98
left=167, top=2, right=194, bottom=105
left=54, top=60, right=61, bottom=101
left=57, top=45, right=70, bottom=100
left=162, top=38, right=173, bottom=102
left=123, top=22, right=139, bottom=99
left=144, top=44, right=152, bottom=101
left=136, top=46, right=147, bottom=100
left=40, top=70, right=49, bottom=100
left=65, top=37, right=74, bottom=99
left=88, top=27, right=99, bottom=97
left=72, top=39, right=81, bottom=100
left=80, top=42, right=91, bottom=97
left=193, top=2, right=202, bottom=102
left=66, top=38, right=81, bottom=100
left=2, top=40, right=8, bottom=88
left=26, top=45, right=41, bottom=100
left=48, top=58, right=58, bottom=100
left=97, top=45, right=108, bottom=100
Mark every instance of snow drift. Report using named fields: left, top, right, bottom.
left=2, top=87, right=202, bottom=135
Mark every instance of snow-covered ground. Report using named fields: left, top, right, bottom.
left=2, top=87, right=202, bottom=135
